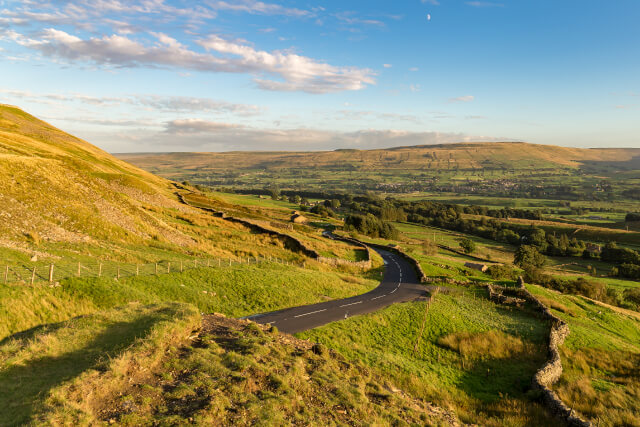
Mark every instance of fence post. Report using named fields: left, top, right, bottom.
left=117, top=267, right=120, bottom=280
left=218, top=259, right=221, bottom=267
left=168, top=262, right=171, bottom=273
left=77, top=262, right=81, bottom=277
left=99, top=263, right=102, bottom=277
left=4, top=265, right=8, bottom=283
left=229, top=258, right=231, bottom=266
left=180, top=261, right=183, bottom=272
left=31, top=266, right=36, bottom=285
left=195, top=259, right=198, bottom=268
left=155, top=263, right=158, bottom=275
left=136, top=264, right=139, bottom=276
left=49, top=264, right=54, bottom=283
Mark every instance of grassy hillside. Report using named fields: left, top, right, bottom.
left=0, top=105, right=385, bottom=340
left=0, top=304, right=461, bottom=426
left=526, top=285, right=640, bottom=426
left=118, top=143, right=640, bottom=174
left=116, top=143, right=640, bottom=200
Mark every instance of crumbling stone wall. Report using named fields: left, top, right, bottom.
left=179, top=192, right=371, bottom=268
left=515, top=277, right=593, bottom=427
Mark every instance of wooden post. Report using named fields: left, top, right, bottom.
left=98, top=263, right=103, bottom=277
left=229, top=258, right=231, bottom=266
left=77, top=262, right=81, bottom=277
left=155, top=263, right=158, bottom=274
left=31, top=266, right=36, bottom=285
left=49, top=264, right=54, bottom=283
left=4, top=265, right=8, bottom=283
left=136, top=264, right=139, bottom=276
left=218, top=259, right=221, bottom=267
left=207, top=259, right=210, bottom=268
left=180, top=261, right=183, bottom=272
left=195, top=259, right=198, bottom=268
left=117, top=267, right=120, bottom=280
left=167, top=262, right=171, bottom=273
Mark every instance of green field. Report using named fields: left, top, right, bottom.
left=298, top=292, right=558, bottom=426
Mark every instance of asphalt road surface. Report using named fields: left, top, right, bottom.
left=247, top=248, right=427, bottom=334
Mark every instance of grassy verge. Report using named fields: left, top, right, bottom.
left=0, top=302, right=200, bottom=426
left=0, top=262, right=380, bottom=340
left=298, top=290, right=559, bottom=426
left=526, top=285, right=640, bottom=425
left=30, top=313, right=458, bottom=426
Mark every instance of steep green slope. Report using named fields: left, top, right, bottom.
left=1, top=307, right=458, bottom=426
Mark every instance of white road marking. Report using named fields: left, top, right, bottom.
left=390, top=288, right=397, bottom=294
left=340, top=301, right=363, bottom=307
left=293, top=309, right=327, bottom=318
left=371, top=295, right=386, bottom=300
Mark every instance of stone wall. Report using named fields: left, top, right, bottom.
left=322, top=235, right=372, bottom=269
left=178, top=192, right=371, bottom=269
left=514, top=277, right=593, bottom=427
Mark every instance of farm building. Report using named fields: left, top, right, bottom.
left=291, top=211, right=308, bottom=224
left=464, top=262, right=488, bottom=272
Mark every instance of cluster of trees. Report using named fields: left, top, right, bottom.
left=601, top=243, right=640, bottom=279
left=344, top=214, right=399, bottom=239
left=626, top=212, right=640, bottom=222
left=310, top=204, right=336, bottom=218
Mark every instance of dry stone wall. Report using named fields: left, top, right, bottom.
left=178, top=192, right=371, bottom=269
left=514, top=277, right=593, bottom=427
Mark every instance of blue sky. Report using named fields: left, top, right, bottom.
left=0, top=0, right=638, bottom=152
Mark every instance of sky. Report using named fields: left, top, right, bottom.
left=0, top=0, right=638, bottom=152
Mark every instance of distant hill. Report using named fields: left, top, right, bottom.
left=117, top=142, right=640, bottom=175
left=116, top=142, right=640, bottom=197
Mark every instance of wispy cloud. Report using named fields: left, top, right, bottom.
left=149, top=119, right=506, bottom=151
left=334, top=11, right=385, bottom=28
left=205, top=0, right=311, bottom=17
left=5, top=29, right=375, bottom=94
left=449, top=95, right=475, bottom=103
left=0, top=88, right=263, bottom=115
left=465, top=2, right=504, bottom=7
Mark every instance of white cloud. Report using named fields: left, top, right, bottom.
left=7, top=29, right=375, bottom=93
left=409, top=67, right=419, bottom=72
left=0, top=88, right=263, bottom=115
left=206, top=0, right=310, bottom=17
left=147, top=119, right=505, bottom=151
left=449, top=95, right=475, bottom=103
left=165, top=119, right=242, bottom=133
left=421, top=0, right=440, bottom=5
left=383, top=63, right=392, bottom=68
left=334, top=11, right=385, bottom=27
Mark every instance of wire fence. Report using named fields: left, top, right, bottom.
left=1, top=255, right=301, bottom=286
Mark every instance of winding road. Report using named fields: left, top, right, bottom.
left=247, top=248, right=427, bottom=334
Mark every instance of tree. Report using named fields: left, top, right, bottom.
left=459, top=238, right=476, bottom=254
left=269, top=187, right=281, bottom=200
left=626, top=213, right=640, bottom=222
left=514, top=245, right=546, bottom=268
left=422, top=240, right=438, bottom=256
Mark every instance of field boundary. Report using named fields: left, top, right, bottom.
left=515, top=278, right=593, bottom=427
left=178, top=191, right=372, bottom=269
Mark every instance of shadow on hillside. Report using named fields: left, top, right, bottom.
left=0, top=310, right=172, bottom=426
